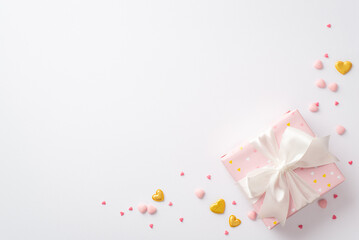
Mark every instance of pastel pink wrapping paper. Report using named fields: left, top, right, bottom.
left=221, top=109, right=345, bottom=229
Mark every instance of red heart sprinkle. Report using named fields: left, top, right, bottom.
left=349, top=161, right=353, bottom=165
left=207, top=175, right=211, bottom=180
left=179, top=218, right=184, bottom=222
left=180, top=171, right=184, bottom=176
left=298, top=224, right=303, bottom=229
left=224, top=230, right=229, bottom=235
left=168, top=202, right=173, bottom=206
left=333, top=194, right=338, bottom=199
left=149, top=224, right=153, bottom=228
left=120, top=212, right=124, bottom=216
left=232, top=201, right=237, bottom=205
left=334, top=101, right=339, bottom=106
left=327, top=24, right=331, bottom=28
left=324, top=53, right=329, bottom=58
left=129, top=207, right=133, bottom=211
left=101, top=201, right=106, bottom=205
left=315, top=102, right=319, bottom=107
left=332, top=215, right=337, bottom=220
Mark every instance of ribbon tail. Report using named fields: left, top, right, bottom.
left=258, top=173, right=290, bottom=224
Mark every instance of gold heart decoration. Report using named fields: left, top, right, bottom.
left=229, top=215, right=241, bottom=227
left=210, top=199, right=225, bottom=214
left=152, top=189, right=164, bottom=202
left=335, top=61, right=352, bottom=75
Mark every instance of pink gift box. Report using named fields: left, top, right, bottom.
left=221, top=109, right=345, bottom=229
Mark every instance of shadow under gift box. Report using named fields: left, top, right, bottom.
left=221, top=109, right=345, bottom=229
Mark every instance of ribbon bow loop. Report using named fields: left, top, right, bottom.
left=239, top=127, right=337, bottom=224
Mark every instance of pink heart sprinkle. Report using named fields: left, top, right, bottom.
left=179, top=218, right=183, bottom=222
left=318, top=199, right=327, bottom=209
left=298, top=224, right=303, bottom=229
left=327, top=24, right=331, bottom=28
left=149, top=224, right=153, bottom=229
left=336, top=125, right=346, bottom=135
left=120, top=212, right=124, bottom=216
left=313, top=60, right=323, bottom=70
left=247, top=211, right=257, bottom=221
left=168, top=202, right=173, bottom=206
left=128, top=207, right=133, bottom=211
left=315, top=79, right=326, bottom=88
left=137, top=204, right=147, bottom=214
left=332, top=215, right=337, bottom=220
left=224, top=230, right=229, bottom=235
left=324, top=53, right=329, bottom=58
left=328, top=82, right=338, bottom=92
left=348, top=161, right=353, bottom=165
left=194, top=189, right=205, bottom=199
left=180, top=171, right=184, bottom=176
left=333, top=194, right=338, bottom=199
left=315, top=102, right=319, bottom=107
left=207, top=175, right=211, bottom=180
left=232, top=201, right=237, bottom=205
left=147, top=205, right=157, bottom=215
left=309, top=103, right=319, bottom=112
left=101, top=201, right=106, bottom=205
left=334, top=101, right=339, bottom=106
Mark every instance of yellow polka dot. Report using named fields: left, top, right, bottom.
left=323, top=174, right=326, bottom=178
left=229, top=160, right=232, bottom=164
left=327, top=184, right=331, bottom=187
left=273, top=221, right=277, bottom=225
left=313, top=179, right=317, bottom=183
left=240, top=147, right=243, bottom=150
left=287, top=123, right=290, bottom=126
left=237, top=168, right=241, bottom=171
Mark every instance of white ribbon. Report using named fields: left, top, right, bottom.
left=238, top=127, right=337, bottom=224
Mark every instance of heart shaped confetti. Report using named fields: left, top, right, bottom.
left=313, top=60, right=323, bottom=69
left=180, top=171, right=184, bottom=176
left=333, top=194, right=338, bottom=199
left=316, top=79, right=326, bottom=88
left=120, top=212, right=124, bottom=216
left=332, top=215, right=337, bottom=220
left=335, top=61, right=352, bottom=75
left=224, top=230, right=229, bottom=235
left=318, top=199, right=327, bottom=209
left=138, top=204, right=147, bottom=214
left=101, top=201, right=106, bottom=205
left=149, top=224, right=153, bottom=229
left=128, top=207, right=133, bottom=211
left=168, top=202, right=173, bottom=206
left=336, top=125, right=346, bottom=135
left=247, top=211, right=257, bottom=221
left=232, top=201, right=236, bottom=205
left=179, top=217, right=183, bottom=222
left=328, top=83, right=338, bottom=92
left=147, top=205, right=157, bottom=215
left=210, top=199, right=225, bottom=214
left=334, top=101, right=339, bottom=106
left=327, top=24, right=331, bottom=28
left=324, top=53, right=329, bottom=58
left=309, top=103, right=319, bottom=112
left=229, top=215, right=241, bottom=227
left=194, top=189, right=205, bottom=199
left=152, top=189, right=164, bottom=202
left=207, top=175, right=211, bottom=180
left=298, top=224, right=303, bottom=229
left=348, top=161, right=353, bottom=165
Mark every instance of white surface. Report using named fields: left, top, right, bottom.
left=0, top=1, right=358, bottom=239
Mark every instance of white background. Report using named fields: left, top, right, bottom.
left=0, top=0, right=358, bottom=239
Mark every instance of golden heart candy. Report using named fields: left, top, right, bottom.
left=335, top=61, right=352, bottom=75
left=152, top=189, right=164, bottom=202
left=229, top=215, right=241, bottom=227
left=210, top=199, right=225, bottom=214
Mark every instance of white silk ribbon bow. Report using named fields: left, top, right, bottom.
left=238, top=127, right=337, bottom=224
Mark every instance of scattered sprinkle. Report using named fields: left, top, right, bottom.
left=336, top=125, right=346, bottom=135
left=120, top=212, right=124, bottom=216
left=333, top=194, right=338, bottom=199
left=327, top=24, right=331, bottom=28
left=247, top=211, right=257, bottom=220
left=348, top=161, right=353, bottom=165
left=313, top=60, right=323, bottom=69
left=168, top=202, right=173, bottom=206
left=207, top=175, right=211, bottom=180
left=232, top=201, right=237, bottom=205
left=149, top=224, right=153, bottom=229
left=147, top=205, right=157, bottom=215
left=324, top=53, right=329, bottom=58
left=180, top=171, right=184, bottom=176
left=309, top=103, right=319, bottom=112
left=179, top=217, right=184, bottom=222
left=318, top=199, right=327, bottom=209
left=332, top=215, right=337, bottom=220
left=138, top=204, right=147, bottom=214
left=334, top=101, right=339, bottom=106
left=101, top=201, right=106, bottom=205
left=224, top=230, right=229, bottom=235
left=328, top=82, right=338, bottom=92
left=316, top=79, right=326, bottom=88
left=128, top=207, right=133, bottom=211
left=298, top=224, right=303, bottom=229
left=194, top=189, right=205, bottom=199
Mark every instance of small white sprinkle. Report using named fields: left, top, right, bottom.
left=267, top=226, right=271, bottom=229
left=337, top=175, right=341, bottom=179
left=246, top=157, right=250, bottom=161
left=318, top=188, right=322, bottom=192
left=330, top=172, right=334, bottom=175
left=291, top=208, right=296, bottom=212
left=310, top=172, right=314, bottom=176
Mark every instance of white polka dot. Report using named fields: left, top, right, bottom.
left=318, top=188, right=322, bottom=192
left=310, top=172, right=315, bottom=176
left=267, top=226, right=271, bottom=229
left=246, top=157, right=250, bottom=161
left=291, top=208, right=296, bottom=212
left=330, top=172, right=334, bottom=175
left=337, top=175, right=341, bottom=179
